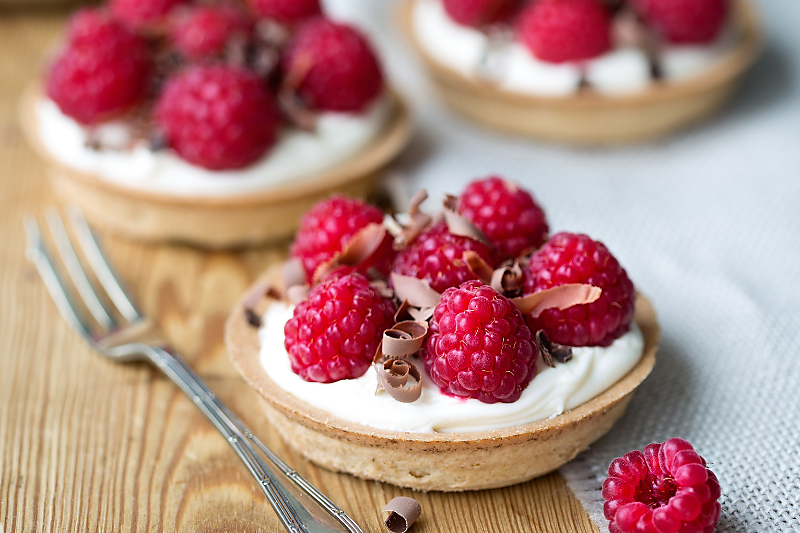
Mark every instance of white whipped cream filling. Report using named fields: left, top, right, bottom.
left=258, top=302, right=645, bottom=434
left=411, top=0, right=737, bottom=96
left=35, top=95, right=392, bottom=197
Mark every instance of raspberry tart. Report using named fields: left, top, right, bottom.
left=402, top=0, right=761, bottom=144
left=225, top=178, right=660, bottom=491
left=22, top=1, right=411, bottom=247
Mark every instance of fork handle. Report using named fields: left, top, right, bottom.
left=142, top=345, right=309, bottom=533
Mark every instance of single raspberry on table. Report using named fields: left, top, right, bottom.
left=603, top=438, right=722, bottom=533
left=284, top=272, right=397, bottom=383
left=155, top=66, right=280, bottom=170
left=421, top=280, right=537, bottom=403
left=110, top=0, right=188, bottom=32
left=630, top=0, right=728, bottom=44
left=517, top=0, right=612, bottom=63
left=281, top=19, right=384, bottom=112
left=290, top=196, right=394, bottom=282
left=458, top=176, right=549, bottom=260
left=248, top=0, right=322, bottom=25
left=442, top=0, right=520, bottom=28
left=171, top=4, right=252, bottom=60
left=523, top=232, right=635, bottom=347
left=393, top=221, right=499, bottom=294
left=47, top=9, right=151, bottom=125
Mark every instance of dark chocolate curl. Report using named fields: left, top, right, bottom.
left=373, top=353, right=423, bottom=403
left=463, top=251, right=494, bottom=285
left=382, top=321, right=428, bottom=357
left=536, top=330, right=573, bottom=368
left=390, top=273, right=441, bottom=309
left=490, top=261, right=525, bottom=297
left=383, top=497, right=422, bottom=533
left=244, top=308, right=262, bottom=328
left=442, top=195, right=491, bottom=245
left=312, top=222, right=388, bottom=285
left=512, top=284, right=602, bottom=317
left=394, top=189, right=433, bottom=250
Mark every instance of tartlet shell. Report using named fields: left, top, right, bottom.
left=20, top=85, right=413, bottom=248
left=224, top=268, right=660, bottom=491
left=400, top=0, right=762, bottom=144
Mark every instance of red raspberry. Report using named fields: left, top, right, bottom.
left=603, top=438, right=722, bottom=533
left=517, top=0, right=612, bottom=63
left=281, top=19, right=384, bottom=112
left=442, top=0, right=520, bottom=27
left=284, top=272, right=397, bottom=383
left=631, top=0, right=728, bottom=44
left=248, top=0, right=322, bottom=25
left=421, top=281, right=537, bottom=403
left=290, top=196, right=394, bottom=282
left=171, top=4, right=251, bottom=61
left=155, top=66, right=279, bottom=170
left=523, top=232, right=635, bottom=347
left=46, top=9, right=151, bottom=125
left=393, top=221, right=500, bottom=294
left=110, top=0, right=188, bottom=32
left=458, top=176, right=549, bottom=260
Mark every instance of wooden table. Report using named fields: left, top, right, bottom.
left=0, top=12, right=599, bottom=533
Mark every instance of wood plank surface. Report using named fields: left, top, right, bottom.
left=0, top=12, right=599, bottom=533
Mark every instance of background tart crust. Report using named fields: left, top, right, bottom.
left=400, top=0, right=762, bottom=145
left=20, top=84, right=413, bottom=248
left=224, top=268, right=660, bottom=491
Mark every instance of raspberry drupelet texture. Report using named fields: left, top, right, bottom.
left=248, top=0, right=322, bottom=25
left=523, top=232, right=635, bottom=347
left=155, top=66, right=279, bottom=170
left=284, top=272, right=397, bottom=383
left=603, top=438, right=722, bottom=533
left=421, top=280, right=538, bottom=403
left=442, top=0, right=520, bottom=28
left=458, top=176, right=549, bottom=260
left=110, top=0, right=187, bottom=31
left=393, top=221, right=499, bottom=294
left=290, top=196, right=394, bottom=282
left=47, top=9, right=151, bottom=125
left=171, top=4, right=251, bottom=60
left=517, top=0, right=612, bottom=63
left=281, top=19, right=384, bottom=112
left=631, top=0, right=728, bottom=44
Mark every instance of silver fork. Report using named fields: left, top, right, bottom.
left=24, top=207, right=362, bottom=533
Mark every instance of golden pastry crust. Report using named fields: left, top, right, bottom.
left=224, top=268, right=660, bottom=491
left=400, top=0, right=762, bottom=144
left=20, top=85, right=412, bottom=248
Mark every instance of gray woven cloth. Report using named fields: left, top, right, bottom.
left=325, top=1, right=800, bottom=531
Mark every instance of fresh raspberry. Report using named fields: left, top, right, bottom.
left=630, top=0, right=728, bottom=44
left=458, top=176, right=549, bottom=260
left=523, top=232, right=635, bottom=347
left=155, top=66, right=279, bottom=170
left=603, top=438, right=722, bottom=533
left=393, top=221, right=499, bottom=294
left=421, top=280, right=537, bottom=403
left=517, top=0, right=612, bottom=63
left=171, top=4, right=251, bottom=61
left=47, top=9, right=150, bottom=125
left=442, top=0, right=520, bottom=27
left=281, top=19, right=383, bottom=112
left=290, top=196, right=394, bottom=282
left=248, top=0, right=322, bottom=25
left=284, top=272, right=397, bottom=383
left=110, top=0, right=188, bottom=32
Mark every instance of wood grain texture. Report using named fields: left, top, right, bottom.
left=0, top=12, right=598, bottom=533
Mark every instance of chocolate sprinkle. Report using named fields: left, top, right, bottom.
left=383, top=497, right=422, bottom=533
left=536, top=330, right=573, bottom=368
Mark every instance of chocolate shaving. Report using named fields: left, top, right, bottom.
left=390, top=273, right=441, bottom=309
left=512, top=284, right=602, bottom=317
left=442, top=195, right=491, bottom=245
left=536, top=330, right=573, bottom=367
left=278, top=89, right=318, bottom=131
left=393, top=189, right=433, bottom=250
left=286, top=284, right=310, bottom=305
left=312, top=223, right=388, bottom=285
left=374, top=355, right=423, bottom=403
left=613, top=9, right=661, bottom=62
left=383, top=497, right=422, bottom=533
left=244, top=308, right=262, bottom=328
left=490, top=261, right=525, bottom=297
left=282, top=258, right=307, bottom=289
left=463, top=251, right=494, bottom=285
left=382, top=321, right=428, bottom=358
left=371, top=279, right=394, bottom=299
